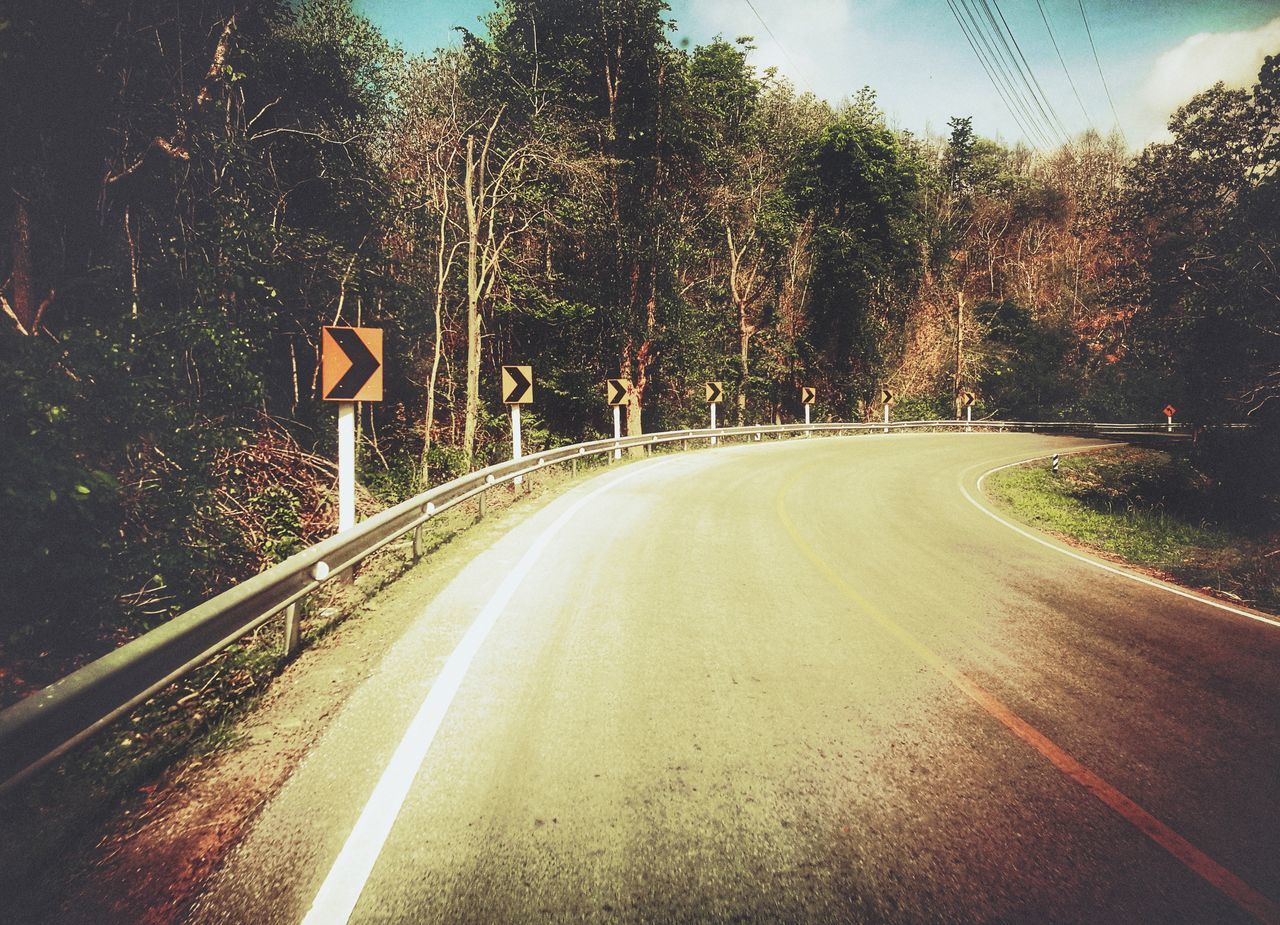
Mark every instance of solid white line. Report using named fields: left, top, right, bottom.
left=300, top=460, right=671, bottom=925
left=960, top=447, right=1280, bottom=631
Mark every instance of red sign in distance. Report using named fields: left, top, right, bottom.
left=1163, top=404, right=1177, bottom=418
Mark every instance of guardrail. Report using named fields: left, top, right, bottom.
left=0, top=418, right=1189, bottom=794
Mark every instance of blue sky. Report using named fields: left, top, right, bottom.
left=354, top=0, right=1280, bottom=149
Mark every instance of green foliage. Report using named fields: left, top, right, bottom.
left=988, top=448, right=1278, bottom=612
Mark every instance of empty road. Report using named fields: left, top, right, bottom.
left=189, top=433, right=1280, bottom=924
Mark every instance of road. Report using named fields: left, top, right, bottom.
left=188, top=433, right=1280, bottom=925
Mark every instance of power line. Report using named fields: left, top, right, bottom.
left=1035, top=0, right=1093, bottom=128
left=986, top=0, right=1071, bottom=143
left=945, top=0, right=1045, bottom=151
left=1076, top=0, right=1128, bottom=144
left=741, top=0, right=817, bottom=94
left=956, top=0, right=1057, bottom=147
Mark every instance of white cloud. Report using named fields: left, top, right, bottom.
left=1140, top=16, right=1280, bottom=142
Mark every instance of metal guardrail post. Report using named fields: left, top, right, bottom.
left=283, top=602, right=301, bottom=657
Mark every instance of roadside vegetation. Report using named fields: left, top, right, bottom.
left=985, top=440, right=1280, bottom=614
left=3, top=0, right=1278, bottom=682
left=0, top=457, right=601, bottom=922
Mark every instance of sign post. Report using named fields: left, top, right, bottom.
left=800, top=386, right=816, bottom=434
left=705, top=382, right=722, bottom=445
left=879, top=388, right=895, bottom=433
left=321, top=326, right=384, bottom=534
left=1163, top=404, right=1176, bottom=433
left=502, top=365, right=534, bottom=486
left=607, top=378, right=631, bottom=460
left=958, top=390, right=976, bottom=429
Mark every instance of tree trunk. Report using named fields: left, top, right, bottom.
left=10, top=196, right=35, bottom=334
left=954, top=291, right=965, bottom=419
left=737, top=312, right=752, bottom=426
left=420, top=186, right=451, bottom=489
left=462, top=136, right=482, bottom=470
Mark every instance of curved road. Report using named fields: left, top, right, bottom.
left=190, top=433, right=1280, bottom=924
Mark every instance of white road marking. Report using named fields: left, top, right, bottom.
left=960, top=446, right=1280, bottom=631
left=300, top=460, right=672, bottom=925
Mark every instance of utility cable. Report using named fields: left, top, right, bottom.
left=945, top=0, right=1044, bottom=151
left=1076, top=0, right=1128, bottom=144
left=1035, top=0, right=1093, bottom=128
left=955, top=0, right=1052, bottom=149
left=955, top=0, right=1055, bottom=148
left=981, top=0, right=1070, bottom=144
left=741, top=0, right=817, bottom=94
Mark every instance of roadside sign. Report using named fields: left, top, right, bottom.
left=705, top=381, right=723, bottom=403
left=501, top=365, right=534, bottom=404
left=322, top=326, right=383, bottom=402
left=1163, top=404, right=1176, bottom=418
left=607, top=378, right=631, bottom=406
left=879, top=388, right=895, bottom=405
left=959, top=390, right=976, bottom=408
left=800, top=386, right=816, bottom=405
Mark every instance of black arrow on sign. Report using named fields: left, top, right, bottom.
left=325, top=327, right=381, bottom=400
left=608, top=379, right=629, bottom=405
left=503, top=365, right=532, bottom=404
left=706, top=382, right=723, bottom=403
left=801, top=387, right=815, bottom=404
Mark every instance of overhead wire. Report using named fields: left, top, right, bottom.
left=1035, top=0, right=1093, bottom=128
left=1076, top=0, right=1128, bottom=144
left=945, top=0, right=1044, bottom=151
left=985, top=0, right=1071, bottom=143
left=740, top=0, right=818, bottom=95
left=953, top=0, right=1055, bottom=148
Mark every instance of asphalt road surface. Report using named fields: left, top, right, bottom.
left=188, top=433, right=1280, bottom=925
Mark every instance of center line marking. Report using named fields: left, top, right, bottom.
left=301, top=459, right=672, bottom=925
left=775, top=465, right=1280, bottom=925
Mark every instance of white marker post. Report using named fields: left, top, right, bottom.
left=804, top=403, right=811, bottom=429
left=710, top=401, right=718, bottom=446
left=1167, top=412, right=1173, bottom=433
left=337, top=402, right=356, bottom=532
left=512, top=404, right=524, bottom=487
left=883, top=402, right=890, bottom=434
left=613, top=404, right=622, bottom=460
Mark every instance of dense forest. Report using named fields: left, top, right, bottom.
left=2, top=0, right=1277, bottom=674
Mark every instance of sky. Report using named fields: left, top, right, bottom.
left=353, top=0, right=1280, bottom=150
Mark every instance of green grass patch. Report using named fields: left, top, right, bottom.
left=985, top=447, right=1279, bottom=614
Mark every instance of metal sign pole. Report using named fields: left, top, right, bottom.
left=512, top=404, right=523, bottom=487
left=883, top=403, right=889, bottom=433
left=966, top=405, right=972, bottom=426
left=804, top=404, right=811, bottom=428
left=1167, top=413, right=1173, bottom=433
left=337, top=402, right=356, bottom=532
left=710, top=402, right=717, bottom=445
left=613, top=404, right=622, bottom=460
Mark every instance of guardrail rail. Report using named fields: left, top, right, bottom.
left=0, top=418, right=1191, bottom=793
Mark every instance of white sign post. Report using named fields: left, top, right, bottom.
left=710, top=401, right=717, bottom=445
left=511, top=404, right=523, bottom=487
left=337, top=402, right=356, bottom=532
left=613, top=404, right=622, bottom=460
left=883, top=403, right=890, bottom=434
left=804, top=404, right=811, bottom=428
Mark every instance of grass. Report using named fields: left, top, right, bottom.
left=985, top=446, right=1280, bottom=614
